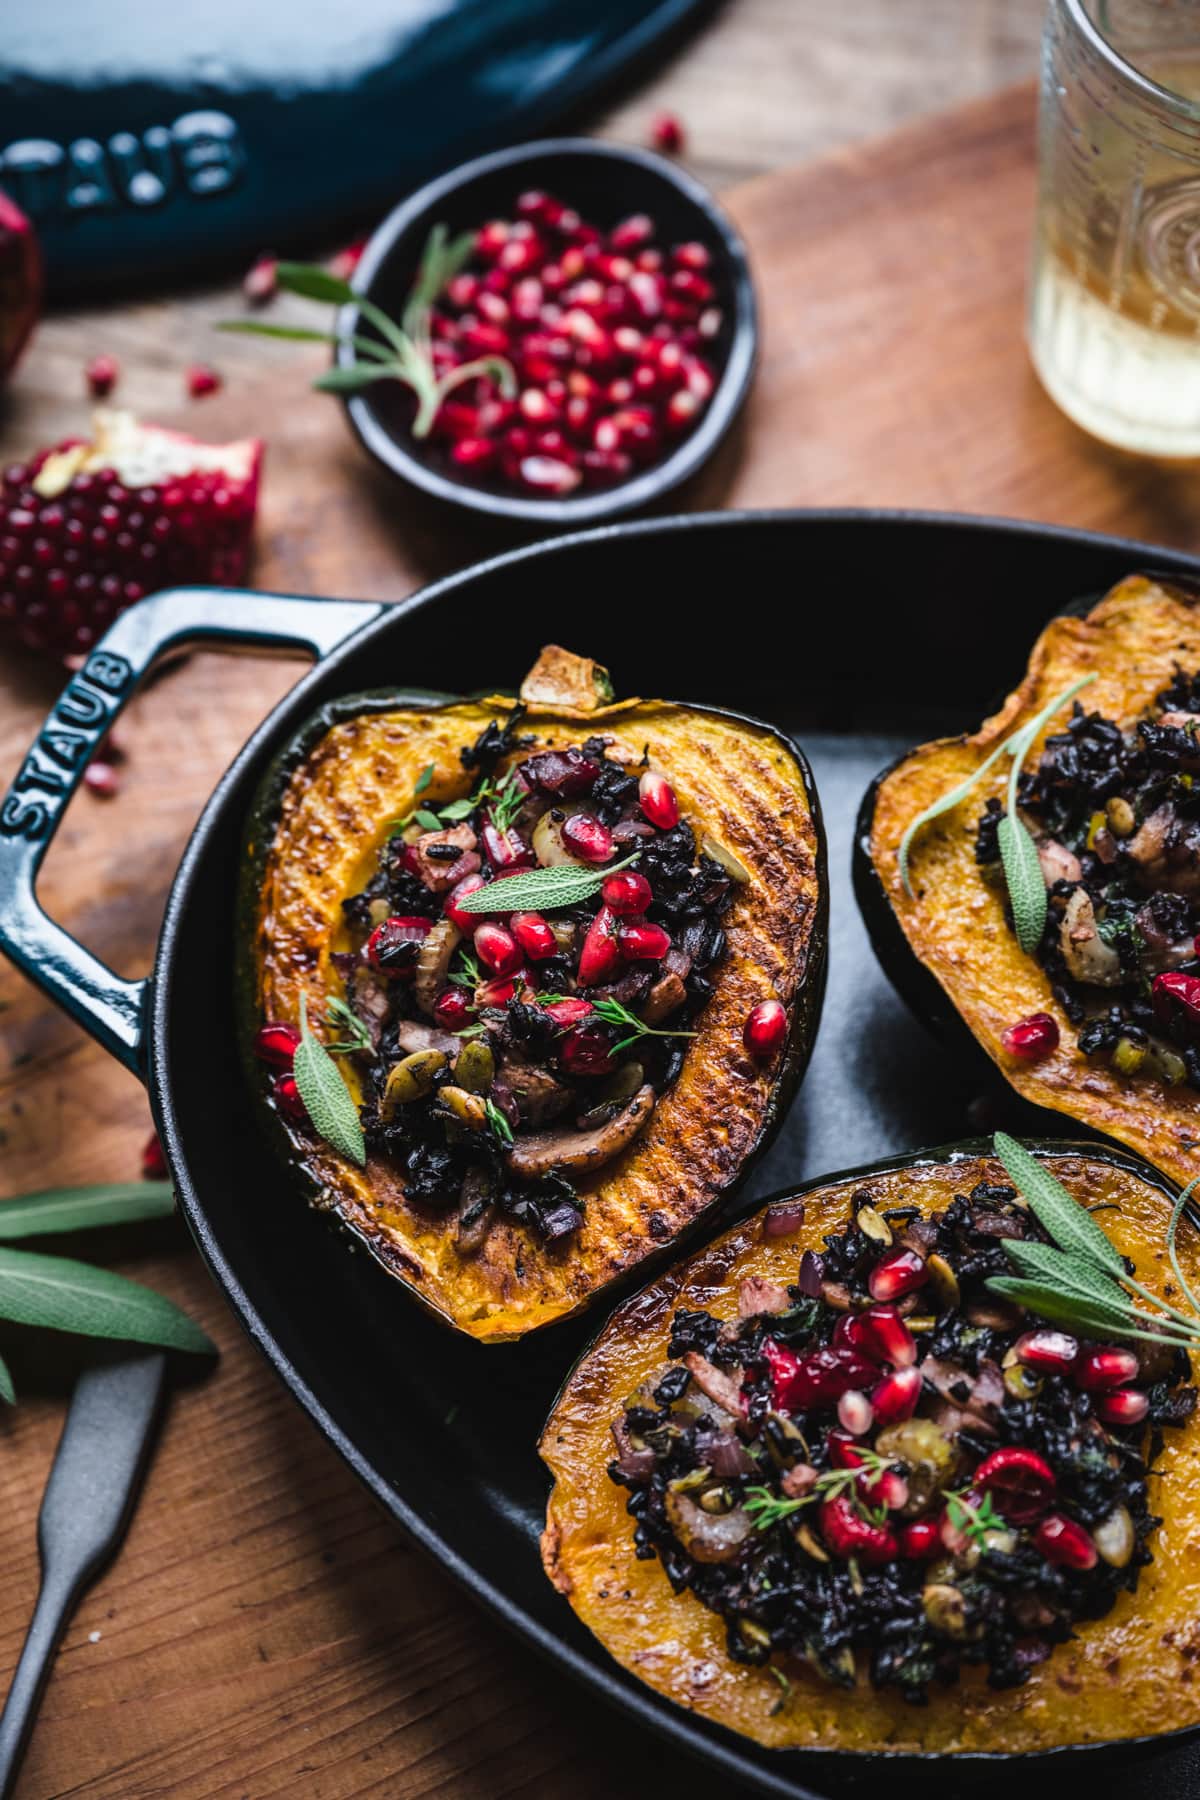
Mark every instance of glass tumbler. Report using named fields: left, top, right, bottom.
left=1029, top=0, right=1200, bottom=456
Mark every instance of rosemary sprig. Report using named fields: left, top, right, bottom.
left=323, top=996, right=372, bottom=1055
left=590, top=995, right=698, bottom=1055
left=219, top=226, right=516, bottom=437
left=945, top=1487, right=1006, bottom=1547
left=986, top=1132, right=1200, bottom=1349
left=898, top=673, right=1097, bottom=954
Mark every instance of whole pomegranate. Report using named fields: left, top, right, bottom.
left=0, top=187, right=40, bottom=386
left=0, top=410, right=263, bottom=658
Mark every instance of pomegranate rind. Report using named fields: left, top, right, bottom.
left=242, top=665, right=825, bottom=1342
left=539, top=1144, right=1200, bottom=1755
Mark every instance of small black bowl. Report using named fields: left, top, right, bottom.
left=337, top=138, right=758, bottom=526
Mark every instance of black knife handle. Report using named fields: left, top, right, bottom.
left=0, top=1350, right=169, bottom=1798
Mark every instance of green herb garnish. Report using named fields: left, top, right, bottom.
left=293, top=994, right=366, bottom=1167
left=484, top=1098, right=514, bottom=1145
left=488, top=766, right=525, bottom=834
left=324, top=996, right=373, bottom=1055
left=449, top=951, right=482, bottom=991
left=452, top=854, right=641, bottom=917
left=944, top=1487, right=1006, bottom=1547
left=219, top=226, right=516, bottom=437
left=986, top=1131, right=1200, bottom=1348
left=590, top=996, right=698, bottom=1055
left=745, top=1451, right=895, bottom=1531
left=898, top=673, right=1097, bottom=955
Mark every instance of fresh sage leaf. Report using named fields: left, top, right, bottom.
left=993, top=1132, right=1125, bottom=1278
left=986, top=1277, right=1192, bottom=1346
left=452, top=853, right=640, bottom=916
left=996, top=812, right=1048, bottom=953
left=0, top=1350, right=14, bottom=1405
left=999, top=1239, right=1131, bottom=1311
left=1167, top=1175, right=1200, bottom=1319
left=0, top=1182, right=175, bottom=1240
left=0, top=1246, right=214, bottom=1354
left=293, top=995, right=366, bottom=1167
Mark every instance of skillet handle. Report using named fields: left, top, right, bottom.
left=0, top=585, right=382, bottom=1079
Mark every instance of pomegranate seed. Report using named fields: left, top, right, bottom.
left=329, top=240, right=366, bottom=281
left=578, top=906, right=622, bottom=985
left=474, top=921, right=522, bottom=976
left=837, top=1389, right=874, bottom=1436
left=518, top=454, right=581, bottom=495
left=511, top=912, right=557, bottom=960
left=899, top=1517, right=943, bottom=1559
left=1153, top=970, right=1200, bottom=1028
left=763, top=1340, right=876, bottom=1411
left=868, top=1248, right=927, bottom=1303
left=602, top=870, right=653, bottom=914
left=1074, top=1347, right=1139, bottom=1391
left=665, top=390, right=701, bottom=433
left=610, top=214, right=655, bottom=252
left=85, top=354, right=120, bottom=398
left=516, top=188, right=551, bottom=219
left=619, top=920, right=671, bottom=961
left=819, top=1494, right=897, bottom=1566
left=186, top=364, right=221, bottom=399
left=434, top=987, right=472, bottom=1029
left=451, top=437, right=498, bottom=471
left=366, top=915, right=432, bottom=977
left=1094, top=1388, right=1150, bottom=1426
left=872, top=1468, right=910, bottom=1512
left=650, top=111, right=686, bottom=153
left=672, top=241, right=711, bottom=271
left=445, top=873, right=489, bottom=932
left=1001, top=1012, right=1060, bottom=1060
left=1035, top=1513, right=1098, bottom=1570
left=639, top=769, right=678, bottom=829
left=561, top=1028, right=615, bottom=1077
left=870, top=1365, right=922, bottom=1425
left=539, top=996, right=594, bottom=1030
left=273, top=1073, right=309, bottom=1125
left=856, top=1306, right=917, bottom=1368
left=561, top=813, right=614, bottom=863
left=481, top=820, right=532, bottom=869
left=243, top=254, right=278, bottom=305
left=83, top=761, right=120, bottom=797
left=827, top=1430, right=865, bottom=1470
left=1014, top=1328, right=1078, bottom=1374
left=975, top=1446, right=1056, bottom=1524
left=743, top=999, right=787, bottom=1060
left=254, top=1022, right=301, bottom=1069
left=141, top=1132, right=167, bottom=1180
left=476, top=220, right=510, bottom=259
left=476, top=973, right=523, bottom=1009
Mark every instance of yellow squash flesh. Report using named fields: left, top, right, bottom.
left=870, top=575, right=1200, bottom=1189
left=251, top=674, right=822, bottom=1341
left=539, top=1149, right=1200, bottom=1755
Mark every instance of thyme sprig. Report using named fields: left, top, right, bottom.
left=590, top=996, right=698, bottom=1054
left=323, top=996, right=372, bottom=1055
left=944, top=1487, right=1006, bottom=1547
left=745, top=1450, right=895, bottom=1531
left=986, top=1131, right=1200, bottom=1348
left=219, top=225, right=516, bottom=437
left=898, top=673, right=1097, bottom=954
left=449, top=952, right=482, bottom=991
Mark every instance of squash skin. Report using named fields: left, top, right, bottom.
left=539, top=1141, right=1200, bottom=1759
left=855, top=575, right=1200, bottom=1190
left=238, top=682, right=826, bottom=1343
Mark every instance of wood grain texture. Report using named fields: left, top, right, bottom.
left=2, top=55, right=1197, bottom=1800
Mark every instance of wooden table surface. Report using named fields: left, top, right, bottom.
left=4, top=5, right=1185, bottom=1797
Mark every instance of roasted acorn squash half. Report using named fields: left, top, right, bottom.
left=238, top=647, right=826, bottom=1342
left=856, top=574, right=1200, bottom=1190
left=540, top=1140, right=1200, bottom=1758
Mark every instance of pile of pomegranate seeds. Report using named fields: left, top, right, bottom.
left=611, top=1174, right=1196, bottom=1698
left=0, top=409, right=262, bottom=658
left=425, top=190, right=723, bottom=496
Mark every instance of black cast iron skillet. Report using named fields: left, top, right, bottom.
left=4, top=511, right=1200, bottom=1800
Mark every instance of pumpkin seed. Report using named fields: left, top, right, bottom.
left=922, top=1583, right=980, bottom=1640
left=926, top=1253, right=961, bottom=1311
left=1106, top=795, right=1136, bottom=838
left=1094, top=1504, right=1134, bottom=1568
left=855, top=1204, right=893, bottom=1246
left=453, top=1038, right=495, bottom=1093
left=794, top=1522, right=829, bottom=1562
left=381, top=1049, right=447, bottom=1114
left=1113, top=1036, right=1147, bottom=1076
left=699, top=831, right=752, bottom=884
left=699, top=1485, right=736, bottom=1515
left=1004, top=1363, right=1043, bottom=1400
left=438, top=1085, right=488, bottom=1130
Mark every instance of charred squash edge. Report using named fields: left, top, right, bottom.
left=234, top=683, right=829, bottom=1340
left=852, top=575, right=1200, bottom=1187
left=538, top=1136, right=1200, bottom=1765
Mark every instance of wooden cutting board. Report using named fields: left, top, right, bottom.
left=0, top=81, right=1196, bottom=1800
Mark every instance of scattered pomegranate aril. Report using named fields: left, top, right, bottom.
left=856, top=1305, right=917, bottom=1369
left=473, top=921, right=522, bottom=977
left=329, top=239, right=366, bottom=282
left=602, top=869, right=653, bottom=914
left=539, top=995, right=594, bottom=1030
left=870, top=1364, right=922, bottom=1425
left=1014, top=1328, right=1078, bottom=1374
left=511, top=911, right=557, bottom=960
left=243, top=254, right=278, bottom=306
left=254, top=1022, right=301, bottom=1069
left=561, top=812, right=614, bottom=863
left=1074, top=1346, right=1140, bottom=1391
left=872, top=1468, right=910, bottom=1512
left=837, top=1389, right=874, bottom=1436
left=445, top=873, right=489, bottom=932
left=141, top=1131, right=167, bottom=1180
left=1094, top=1388, right=1150, bottom=1426
left=650, top=112, right=686, bottom=154
left=186, top=363, right=222, bottom=399
left=451, top=436, right=498, bottom=471
left=868, top=1247, right=927, bottom=1303
left=561, top=1027, right=616, bottom=1077
left=366, top=914, right=432, bottom=977
left=975, top=1446, right=1056, bottom=1524
left=272, top=1072, right=309, bottom=1125
left=475, top=973, right=522, bottom=1009
left=85, top=354, right=120, bottom=399
left=578, top=906, right=623, bottom=986
left=434, top=986, right=472, bottom=1029
left=481, top=820, right=532, bottom=869
left=1035, top=1512, right=1099, bottom=1570
left=899, top=1517, right=943, bottom=1559
left=1152, top=969, right=1200, bottom=1029
left=619, top=920, right=671, bottom=961
left=819, top=1493, right=897, bottom=1566
left=1001, top=1011, right=1060, bottom=1060
left=763, top=1339, right=877, bottom=1412
left=0, top=410, right=262, bottom=659
left=83, top=761, right=120, bottom=797
left=743, top=998, right=787, bottom=1060
left=639, top=769, right=679, bottom=829
left=0, top=186, right=40, bottom=387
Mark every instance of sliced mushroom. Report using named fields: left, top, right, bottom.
left=1134, top=899, right=1196, bottom=972
left=642, top=970, right=687, bottom=1025
left=682, top=1352, right=745, bottom=1417
left=414, top=917, right=462, bottom=1017
left=1036, top=836, right=1082, bottom=887
left=738, top=1275, right=791, bottom=1317
left=454, top=1167, right=495, bottom=1256
left=505, top=1083, right=655, bottom=1178
left=1059, top=888, right=1123, bottom=987
left=664, top=1488, right=753, bottom=1564
left=410, top=824, right=479, bottom=893
left=499, top=1058, right=573, bottom=1127
left=1128, top=804, right=1200, bottom=896
left=394, top=1018, right=461, bottom=1057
